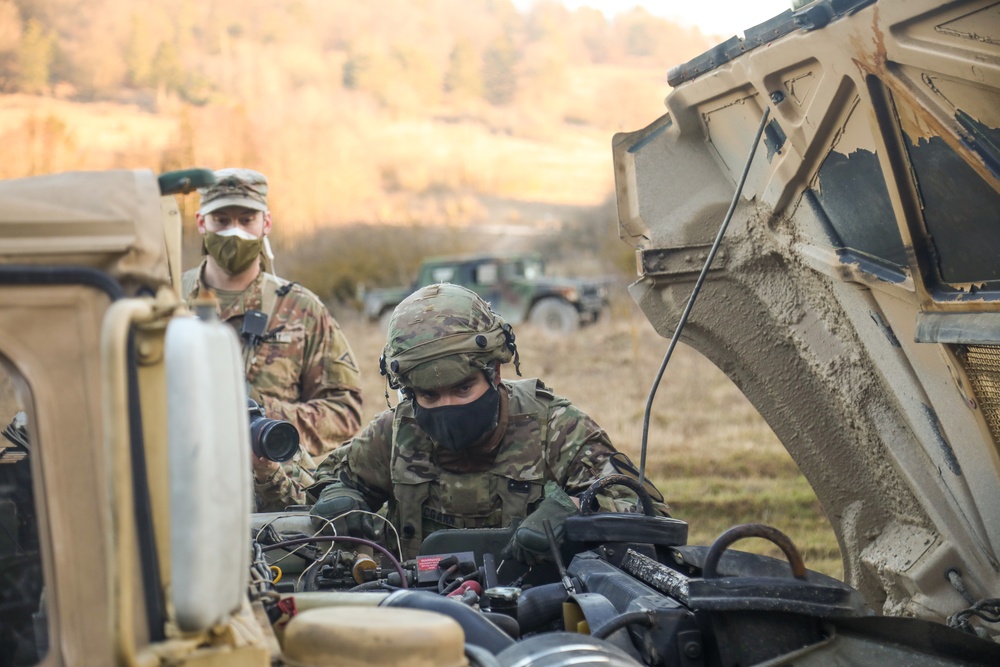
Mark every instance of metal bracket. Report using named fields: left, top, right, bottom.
left=638, top=245, right=727, bottom=279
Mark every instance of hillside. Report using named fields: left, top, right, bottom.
left=0, top=0, right=715, bottom=230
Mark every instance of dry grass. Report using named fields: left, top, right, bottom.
left=0, top=95, right=176, bottom=178
left=334, top=298, right=844, bottom=579
left=0, top=283, right=843, bottom=579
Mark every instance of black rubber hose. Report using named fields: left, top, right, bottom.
left=703, top=523, right=806, bottom=580
left=438, top=563, right=459, bottom=593
left=590, top=611, right=654, bottom=640
left=579, top=474, right=655, bottom=516
left=349, top=580, right=394, bottom=592
left=382, top=590, right=515, bottom=654
left=441, top=578, right=464, bottom=596
left=481, top=611, right=520, bottom=639
left=516, top=582, right=568, bottom=632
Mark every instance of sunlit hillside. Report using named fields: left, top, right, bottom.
left=0, top=0, right=716, bottom=238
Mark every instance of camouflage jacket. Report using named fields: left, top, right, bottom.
left=183, top=261, right=363, bottom=511
left=312, top=378, right=664, bottom=559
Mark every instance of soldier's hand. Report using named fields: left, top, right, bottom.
left=502, top=481, right=579, bottom=566
left=248, top=385, right=266, bottom=406
left=310, top=485, right=375, bottom=539
left=252, top=455, right=281, bottom=483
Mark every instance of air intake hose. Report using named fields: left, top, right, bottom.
left=381, top=589, right=515, bottom=654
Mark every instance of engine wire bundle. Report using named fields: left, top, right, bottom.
left=248, top=538, right=280, bottom=604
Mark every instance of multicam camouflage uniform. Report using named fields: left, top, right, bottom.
left=183, top=260, right=363, bottom=511
left=311, top=282, right=666, bottom=559
left=312, top=378, right=654, bottom=559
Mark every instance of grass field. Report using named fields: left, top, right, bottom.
left=336, top=297, right=845, bottom=580
left=0, top=286, right=843, bottom=579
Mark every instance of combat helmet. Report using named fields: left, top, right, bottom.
left=380, top=283, right=521, bottom=391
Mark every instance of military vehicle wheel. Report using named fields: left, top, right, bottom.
left=529, top=298, right=579, bottom=335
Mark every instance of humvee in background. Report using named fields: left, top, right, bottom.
left=3, top=0, right=1000, bottom=664
left=362, top=253, right=608, bottom=334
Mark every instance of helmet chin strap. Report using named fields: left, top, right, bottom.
left=501, top=323, right=521, bottom=376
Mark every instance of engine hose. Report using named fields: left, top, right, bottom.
left=516, top=583, right=568, bottom=632
left=482, top=611, right=521, bottom=639
left=442, top=578, right=470, bottom=596
left=439, top=563, right=459, bottom=593
left=349, top=580, right=395, bottom=592
left=382, top=589, right=515, bottom=654
left=466, top=643, right=504, bottom=667
left=579, top=475, right=655, bottom=516
left=590, top=611, right=654, bottom=640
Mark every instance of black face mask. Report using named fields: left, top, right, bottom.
left=413, top=384, right=500, bottom=452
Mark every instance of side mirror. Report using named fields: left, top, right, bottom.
left=165, top=314, right=251, bottom=632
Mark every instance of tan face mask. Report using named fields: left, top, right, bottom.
left=204, top=228, right=263, bottom=275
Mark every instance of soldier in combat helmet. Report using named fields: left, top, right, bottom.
left=182, top=168, right=363, bottom=511
left=310, top=283, right=667, bottom=563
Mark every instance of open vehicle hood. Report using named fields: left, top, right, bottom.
left=614, top=0, right=1000, bottom=621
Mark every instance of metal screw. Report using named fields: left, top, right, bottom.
left=683, top=641, right=702, bottom=659
left=770, top=91, right=785, bottom=104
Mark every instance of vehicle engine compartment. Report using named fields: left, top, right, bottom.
left=249, top=478, right=1000, bottom=667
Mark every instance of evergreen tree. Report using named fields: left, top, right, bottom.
left=392, top=44, right=440, bottom=106
left=150, top=41, right=184, bottom=93
left=16, top=18, right=54, bottom=94
left=0, top=0, right=23, bottom=91
left=342, top=45, right=394, bottom=104
left=482, top=34, right=518, bottom=106
left=124, top=14, right=156, bottom=88
left=444, top=38, right=482, bottom=99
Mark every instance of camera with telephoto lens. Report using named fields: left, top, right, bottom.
left=247, top=398, right=299, bottom=463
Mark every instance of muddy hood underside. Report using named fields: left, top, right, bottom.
left=614, top=0, right=1000, bottom=623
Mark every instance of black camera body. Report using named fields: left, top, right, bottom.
left=247, top=398, right=300, bottom=463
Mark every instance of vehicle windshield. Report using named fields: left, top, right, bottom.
left=0, top=359, right=46, bottom=665
left=503, top=257, right=545, bottom=280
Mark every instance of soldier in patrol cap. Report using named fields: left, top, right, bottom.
left=182, top=168, right=363, bottom=511
left=310, top=283, right=667, bottom=563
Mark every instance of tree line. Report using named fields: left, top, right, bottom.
left=0, top=0, right=712, bottom=110
left=0, top=0, right=716, bottom=300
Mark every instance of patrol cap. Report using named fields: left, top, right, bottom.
left=198, top=168, right=269, bottom=215
left=382, top=283, right=519, bottom=390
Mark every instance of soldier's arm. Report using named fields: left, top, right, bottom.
left=546, top=397, right=670, bottom=515
left=309, top=410, right=395, bottom=512
left=261, top=299, right=363, bottom=458
left=254, top=454, right=316, bottom=513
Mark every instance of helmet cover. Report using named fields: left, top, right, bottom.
left=381, top=283, right=518, bottom=389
